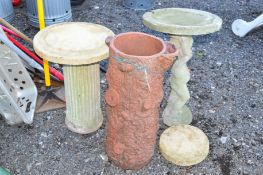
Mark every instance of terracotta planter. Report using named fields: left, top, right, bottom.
left=105, top=32, right=178, bottom=170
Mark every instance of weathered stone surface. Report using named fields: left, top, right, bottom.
left=160, top=125, right=209, bottom=166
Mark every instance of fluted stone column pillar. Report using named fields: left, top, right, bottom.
left=64, top=64, right=103, bottom=134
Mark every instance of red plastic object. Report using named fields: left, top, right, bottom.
left=0, top=25, right=21, bottom=39
left=6, top=34, right=64, bottom=81
left=12, top=0, right=21, bottom=6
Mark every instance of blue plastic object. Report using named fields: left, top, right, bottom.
left=26, top=0, right=72, bottom=28
left=0, top=0, right=15, bottom=22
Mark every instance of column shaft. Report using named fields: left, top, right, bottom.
left=163, top=36, right=193, bottom=126
left=63, top=63, right=103, bottom=134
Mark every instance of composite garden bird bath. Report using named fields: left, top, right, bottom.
left=143, top=8, right=222, bottom=126
left=26, top=0, right=72, bottom=28
left=105, top=32, right=178, bottom=170
left=159, top=125, right=209, bottom=166
left=33, top=22, right=114, bottom=134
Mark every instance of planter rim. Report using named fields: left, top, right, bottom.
left=107, top=32, right=170, bottom=59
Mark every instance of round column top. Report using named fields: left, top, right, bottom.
left=160, top=125, right=209, bottom=166
left=143, top=8, right=222, bottom=36
left=33, top=22, right=114, bottom=65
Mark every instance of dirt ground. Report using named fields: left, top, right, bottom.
left=0, top=0, right=263, bottom=174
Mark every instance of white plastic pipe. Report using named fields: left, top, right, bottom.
left=232, top=14, right=263, bottom=37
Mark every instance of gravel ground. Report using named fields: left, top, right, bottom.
left=1, top=0, right=263, bottom=174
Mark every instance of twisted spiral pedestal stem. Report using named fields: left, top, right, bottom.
left=163, top=36, right=193, bottom=126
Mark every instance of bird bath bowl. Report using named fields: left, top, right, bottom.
left=143, top=8, right=222, bottom=126
left=143, top=8, right=222, bottom=36
left=34, top=22, right=114, bottom=134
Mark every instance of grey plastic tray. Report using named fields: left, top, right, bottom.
left=0, top=31, right=37, bottom=125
